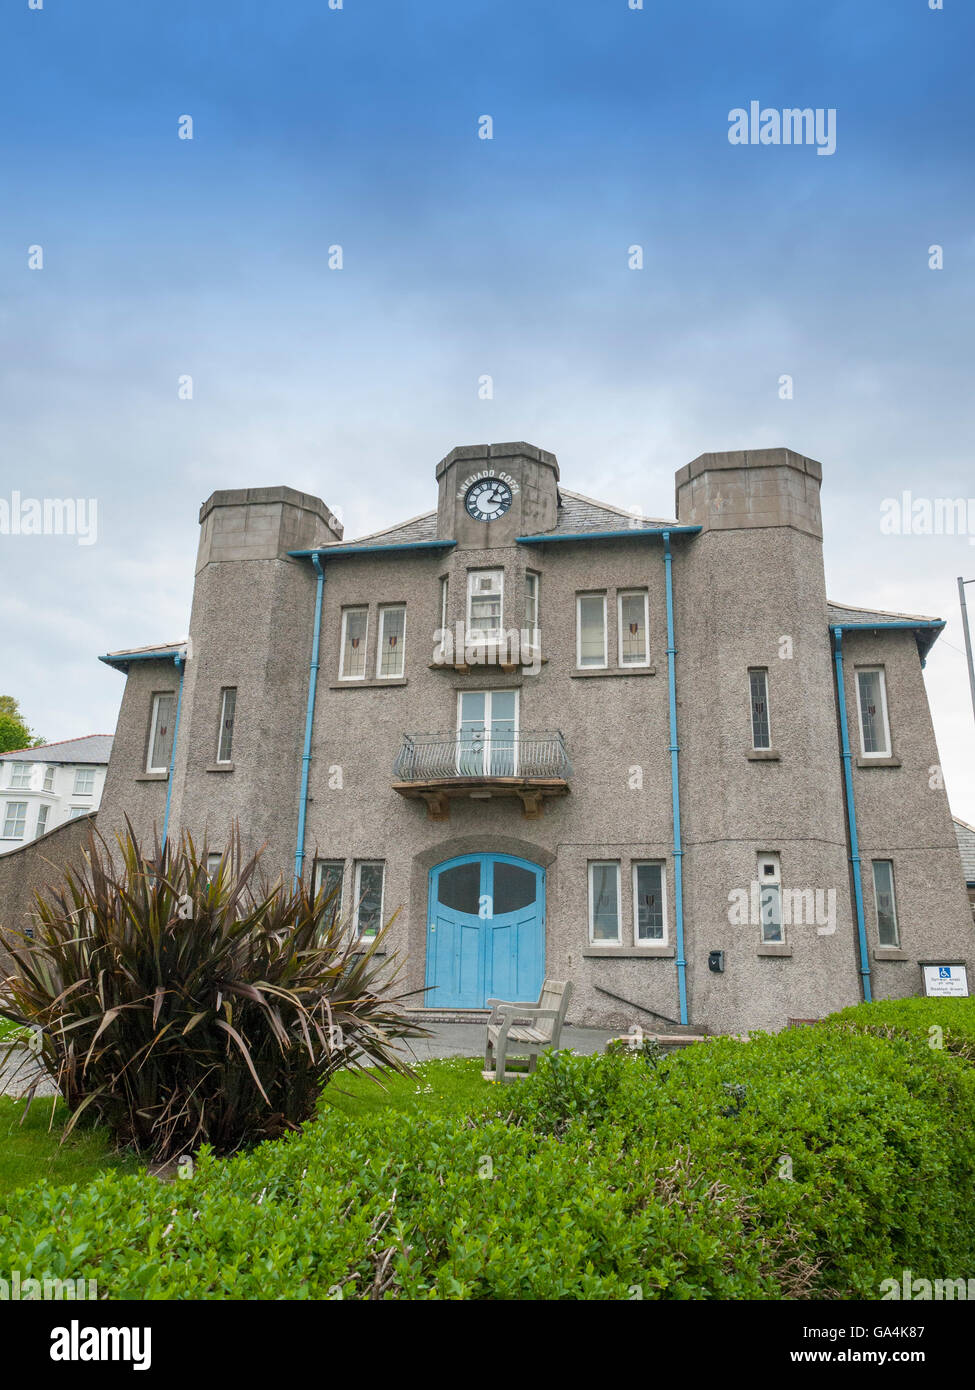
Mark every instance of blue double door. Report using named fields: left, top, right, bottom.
left=425, top=853, right=545, bottom=1009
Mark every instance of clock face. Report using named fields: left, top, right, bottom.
left=465, top=478, right=513, bottom=522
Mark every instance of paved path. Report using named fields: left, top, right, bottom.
left=401, top=1021, right=615, bottom=1062
left=0, top=1046, right=58, bottom=1098
left=1, top=1025, right=616, bottom=1096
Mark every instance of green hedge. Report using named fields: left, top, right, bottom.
left=0, top=1009, right=973, bottom=1299
left=830, top=997, right=975, bottom=1060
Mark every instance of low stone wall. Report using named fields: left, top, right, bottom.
left=0, top=813, right=97, bottom=972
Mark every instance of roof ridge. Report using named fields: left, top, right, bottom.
left=558, top=488, right=676, bottom=525
left=0, top=733, right=114, bottom=754
left=334, top=509, right=439, bottom=548
left=827, top=598, right=940, bottom=624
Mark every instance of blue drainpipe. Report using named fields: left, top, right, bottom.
left=831, top=627, right=872, bottom=1002
left=662, top=531, right=689, bottom=1026
left=161, top=652, right=185, bottom=854
left=294, top=553, right=325, bottom=889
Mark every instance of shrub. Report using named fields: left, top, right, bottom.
left=1, top=1017, right=973, bottom=1300
left=828, top=996, right=975, bottom=1061
left=0, top=823, right=424, bottom=1162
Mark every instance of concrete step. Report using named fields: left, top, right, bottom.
left=405, top=1008, right=491, bottom=1026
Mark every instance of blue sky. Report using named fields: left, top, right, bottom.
left=1, top=0, right=974, bottom=815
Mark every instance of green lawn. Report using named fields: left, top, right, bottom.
left=0, top=1017, right=28, bottom=1043
left=0, top=1056, right=487, bottom=1200
left=321, top=1056, right=488, bottom=1121
left=0, top=1096, right=143, bottom=1196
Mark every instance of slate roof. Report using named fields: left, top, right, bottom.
left=955, top=817, right=975, bottom=885
left=99, top=641, right=188, bottom=672
left=826, top=600, right=945, bottom=659
left=317, top=511, right=441, bottom=549
left=0, top=734, right=114, bottom=765
left=542, top=490, right=677, bottom=534
left=331, top=489, right=678, bottom=551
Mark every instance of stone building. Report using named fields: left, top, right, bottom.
left=0, top=735, right=112, bottom=855
left=94, top=444, right=973, bottom=1031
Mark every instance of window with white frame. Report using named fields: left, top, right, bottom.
left=10, top=763, right=32, bottom=789
left=633, top=862, right=666, bottom=943
left=377, top=605, right=406, bottom=678
left=438, top=575, right=449, bottom=653
left=457, top=689, right=518, bottom=776
left=339, top=608, right=368, bottom=680
left=43, top=766, right=56, bottom=792
left=35, top=803, right=50, bottom=838
left=588, top=861, right=620, bottom=943
left=577, top=594, right=608, bottom=669
left=467, top=570, right=503, bottom=639
left=68, top=806, right=87, bottom=819
left=749, top=669, right=771, bottom=749
left=872, top=860, right=899, bottom=947
left=757, top=853, right=783, bottom=943
left=353, top=861, right=385, bottom=938
left=147, top=692, right=176, bottom=773
left=217, top=687, right=237, bottom=763
left=524, top=572, right=539, bottom=642
left=618, top=590, right=650, bottom=667
left=313, top=858, right=344, bottom=919
left=2, top=802, right=28, bottom=839
left=856, top=667, right=891, bottom=757
left=73, top=767, right=96, bottom=796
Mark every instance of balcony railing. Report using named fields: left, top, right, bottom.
left=393, top=730, right=572, bottom=783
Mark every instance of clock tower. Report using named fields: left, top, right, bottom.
left=435, top=442, right=560, bottom=548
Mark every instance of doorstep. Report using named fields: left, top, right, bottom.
left=405, top=1008, right=492, bottom=1026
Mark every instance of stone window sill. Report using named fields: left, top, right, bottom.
left=135, top=772, right=169, bottom=782
left=873, top=948, right=908, bottom=961
left=431, top=657, right=547, bottom=673
left=206, top=763, right=234, bottom=773
left=757, top=943, right=793, bottom=957
left=746, top=749, right=780, bottom=761
left=328, top=678, right=408, bottom=690
left=571, top=667, right=656, bottom=680
left=856, top=755, right=901, bottom=768
left=583, top=945, right=674, bottom=958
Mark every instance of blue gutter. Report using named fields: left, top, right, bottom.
left=517, top=525, right=702, bottom=545
left=289, top=539, right=456, bottom=558
left=831, top=628, right=872, bottom=1003
left=290, top=536, right=457, bottom=884
left=161, top=652, right=186, bottom=854
left=828, top=619, right=944, bottom=667
left=98, top=646, right=186, bottom=672
left=518, top=519, right=696, bottom=1022
left=662, top=531, right=690, bottom=1026
left=294, top=553, right=325, bottom=889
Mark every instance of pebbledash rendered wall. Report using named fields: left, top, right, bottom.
left=94, top=444, right=974, bottom=1034
left=0, top=813, right=97, bottom=973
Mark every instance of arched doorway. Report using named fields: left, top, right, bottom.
left=425, top=853, right=545, bottom=1009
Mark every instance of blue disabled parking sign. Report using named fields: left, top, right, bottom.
left=922, top=964, right=969, bottom=997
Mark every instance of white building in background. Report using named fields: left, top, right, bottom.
left=0, top=735, right=113, bottom=854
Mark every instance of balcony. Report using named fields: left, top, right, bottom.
left=392, top=730, right=572, bottom=820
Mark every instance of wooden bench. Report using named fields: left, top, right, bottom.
left=483, top=979, right=573, bottom=1083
